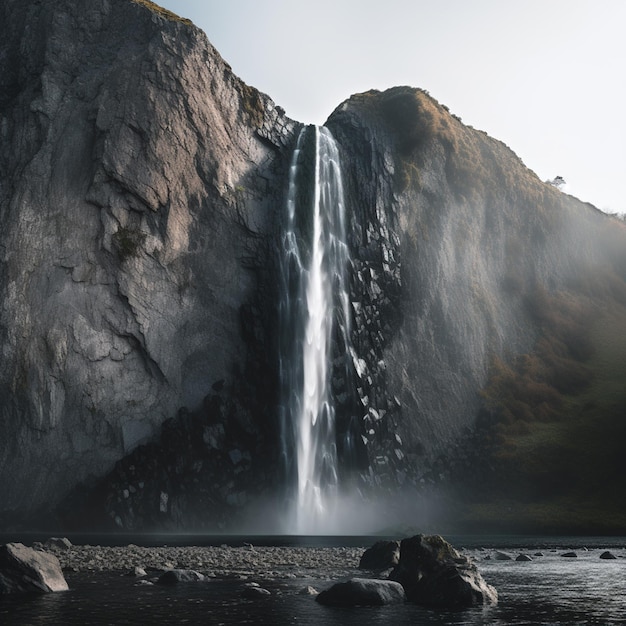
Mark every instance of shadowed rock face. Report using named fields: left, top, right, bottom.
left=326, top=88, right=625, bottom=489
left=2, top=2, right=625, bottom=530
left=0, top=0, right=296, bottom=520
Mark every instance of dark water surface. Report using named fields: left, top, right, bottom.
left=1, top=535, right=625, bottom=625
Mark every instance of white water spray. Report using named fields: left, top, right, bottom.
left=280, top=125, right=351, bottom=534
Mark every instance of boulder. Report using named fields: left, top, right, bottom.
left=493, top=551, right=513, bottom=561
left=126, top=566, right=147, bottom=577
left=156, top=569, right=205, bottom=585
left=561, top=552, right=578, bottom=558
left=359, top=540, right=400, bottom=570
left=600, top=551, right=617, bottom=560
left=515, top=554, right=532, bottom=562
left=316, top=578, right=406, bottom=607
left=44, top=537, right=73, bottom=552
left=0, top=543, right=69, bottom=594
left=389, top=535, right=497, bottom=608
left=241, top=585, right=271, bottom=598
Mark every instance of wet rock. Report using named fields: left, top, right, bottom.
left=156, top=569, right=205, bottom=585
left=316, top=578, right=405, bottom=606
left=359, top=540, right=400, bottom=570
left=241, top=585, right=271, bottom=598
left=126, top=566, right=147, bottom=577
left=44, top=537, right=73, bottom=551
left=389, top=535, right=497, bottom=608
left=600, top=551, right=617, bottom=560
left=0, top=543, right=69, bottom=594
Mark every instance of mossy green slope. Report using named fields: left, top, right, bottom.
left=465, top=298, right=626, bottom=533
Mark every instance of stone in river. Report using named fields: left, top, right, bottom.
left=241, top=585, right=271, bottom=599
left=44, top=537, right=73, bottom=552
left=359, top=540, right=400, bottom=570
left=156, top=569, right=205, bottom=585
left=389, top=534, right=498, bottom=608
left=316, top=578, right=406, bottom=606
left=0, top=543, right=69, bottom=594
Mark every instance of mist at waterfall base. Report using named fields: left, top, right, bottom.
left=225, top=486, right=446, bottom=537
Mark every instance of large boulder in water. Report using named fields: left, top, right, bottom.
left=359, top=540, right=401, bottom=570
left=0, top=543, right=69, bottom=594
left=389, top=534, right=497, bottom=608
left=316, top=578, right=406, bottom=607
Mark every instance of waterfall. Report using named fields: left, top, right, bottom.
left=279, top=125, right=352, bottom=534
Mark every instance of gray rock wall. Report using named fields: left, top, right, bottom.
left=0, top=0, right=296, bottom=517
left=327, top=87, right=611, bottom=480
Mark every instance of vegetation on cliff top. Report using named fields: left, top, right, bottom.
left=350, top=86, right=545, bottom=206
left=130, top=0, right=193, bottom=25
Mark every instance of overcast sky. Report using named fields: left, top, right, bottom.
left=158, top=0, right=625, bottom=214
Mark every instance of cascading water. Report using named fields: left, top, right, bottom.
left=279, top=125, right=352, bottom=534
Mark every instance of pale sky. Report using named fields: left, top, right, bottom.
left=158, top=0, right=625, bottom=214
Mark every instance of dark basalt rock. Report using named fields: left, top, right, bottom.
left=0, top=543, right=69, bottom=594
left=515, top=554, right=532, bottom=562
left=600, top=551, right=617, bottom=560
left=156, top=569, right=205, bottom=585
left=359, top=540, right=400, bottom=570
left=389, top=534, right=497, bottom=608
left=561, top=552, right=578, bottom=558
left=316, top=578, right=406, bottom=607
left=44, top=537, right=72, bottom=552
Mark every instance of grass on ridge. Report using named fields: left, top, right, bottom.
left=131, top=0, right=193, bottom=25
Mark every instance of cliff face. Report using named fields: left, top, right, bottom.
left=0, top=0, right=296, bottom=519
left=1, top=1, right=625, bottom=531
left=327, top=88, right=626, bottom=527
left=328, top=88, right=606, bottom=454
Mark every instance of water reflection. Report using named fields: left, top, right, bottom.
left=1, top=545, right=625, bottom=625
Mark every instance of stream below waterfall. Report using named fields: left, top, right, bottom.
left=1, top=536, right=626, bottom=625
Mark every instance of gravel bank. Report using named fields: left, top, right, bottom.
left=43, top=543, right=366, bottom=582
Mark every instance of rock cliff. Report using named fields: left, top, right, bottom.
left=0, top=0, right=296, bottom=524
left=327, top=89, right=626, bottom=529
left=327, top=88, right=621, bottom=468
left=1, top=0, right=624, bottom=531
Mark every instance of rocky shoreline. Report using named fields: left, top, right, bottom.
left=0, top=535, right=494, bottom=610
left=50, top=541, right=365, bottom=582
